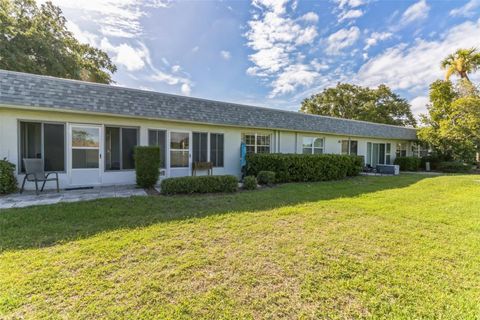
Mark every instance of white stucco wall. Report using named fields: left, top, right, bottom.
left=0, top=106, right=414, bottom=189
left=278, top=132, right=296, bottom=153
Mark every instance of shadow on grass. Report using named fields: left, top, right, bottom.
left=0, top=174, right=431, bottom=252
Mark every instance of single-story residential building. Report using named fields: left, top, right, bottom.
left=0, top=70, right=418, bottom=189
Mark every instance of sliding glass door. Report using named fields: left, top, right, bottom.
left=367, top=142, right=391, bottom=166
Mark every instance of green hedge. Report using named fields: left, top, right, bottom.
left=394, top=157, right=421, bottom=171
left=134, top=146, right=160, bottom=189
left=246, top=153, right=362, bottom=183
left=243, top=176, right=257, bottom=190
left=421, top=155, right=441, bottom=171
left=161, top=175, right=238, bottom=195
left=257, top=171, right=276, bottom=185
left=437, top=161, right=472, bottom=173
left=0, top=159, right=17, bottom=195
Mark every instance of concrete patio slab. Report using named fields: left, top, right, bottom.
left=0, top=185, right=147, bottom=210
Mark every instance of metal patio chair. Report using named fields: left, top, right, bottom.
left=20, top=159, right=59, bottom=195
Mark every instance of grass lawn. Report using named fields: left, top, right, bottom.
left=1, top=174, right=480, bottom=319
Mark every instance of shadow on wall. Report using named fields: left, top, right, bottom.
left=0, top=174, right=431, bottom=251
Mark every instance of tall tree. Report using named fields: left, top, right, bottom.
left=300, top=83, right=416, bottom=127
left=441, top=48, right=480, bottom=82
left=419, top=80, right=480, bottom=162
left=0, top=0, right=116, bottom=83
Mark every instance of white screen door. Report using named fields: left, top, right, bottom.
left=69, top=124, right=102, bottom=186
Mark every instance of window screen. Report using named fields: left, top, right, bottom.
left=19, top=121, right=65, bottom=172
left=44, top=123, right=65, bottom=171
left=105, top=127, right=138, bottom=170
left=192, top=132, right=208, bottom=163
left=122, top=128, right=138, bottom=170
left=210, top=133, right=224, bottom=167
left=148, top=130, right=166, bottom=168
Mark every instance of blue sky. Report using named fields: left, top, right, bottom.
left=40, top=0, right=480, bottom=117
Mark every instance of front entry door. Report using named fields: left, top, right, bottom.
left=69, top=124, right=102, bottom=186
left=169, top=131, right=191, bottom=177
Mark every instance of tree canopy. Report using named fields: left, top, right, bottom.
left=0, top=0, right=116, bottom=83
left=419, top=79, right=480, bottom=162
left=419, top=48, right=480, bottom=162
left=300, top=83, right=417, bottom=127
left=441, top=48, right=480, bottom=82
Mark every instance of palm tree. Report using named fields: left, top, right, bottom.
left=441, top=48, right=480, bottom=82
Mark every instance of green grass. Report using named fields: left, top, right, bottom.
left=1, top=174, right=480, bottom=319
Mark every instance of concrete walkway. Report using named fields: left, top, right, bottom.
left=0, top=185, right=147, bottom=210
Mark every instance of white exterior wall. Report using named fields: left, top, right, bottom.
left=278, top=132, right=296, bottom=153
left=295, top=133, right=402, bottom=160
left=0, top=107, right=412, bottom=189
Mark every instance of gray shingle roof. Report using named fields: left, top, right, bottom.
left=0, top=70, right=417, bottom=140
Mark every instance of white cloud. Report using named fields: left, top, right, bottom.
left=311, top=59, right=329, bottom=71
left=100, top=39, right=148, bottom=71
left=40, top=0, right=194, bottom=96
left=364, top=31, right=393, bottom=50
left=449, top=0, right=480, bottom=17
left=100, top=37, right=193, bottom=95
left=192, top=46, right=200, bottom=53
left=65, top=21, right=98, bottom=45
left=39, top=0, right=170, bottom=38
left=399, top=0, right=430, bottom=26
left=248, top=47, right=290, bottom=75
left=339, top=9, right=364, bottom=22
left=301, top=12, right=319, bottom=23
left=325, top=26, right=360, bottom=55
left=296, top=26, right=318, bottom=45
left=181, top=83, right=192, bottom=95
left=245, top=0, right=320, bottom=96
left=151, top=70, right=185, bottom=85
left=161, top=58, right=170, bottom=66
left=220, top=50, right=231, bottom=60
left=269, top=64, right=319, bottom=97
left=333, top=0, right=365, bottom=23
left=356, top=18, right=480, bottom=94
left=252, top=0, right=289, bottom=14
left=410, top=96, right=429, bottom=117
left=334, top=0, right=364, bottom=9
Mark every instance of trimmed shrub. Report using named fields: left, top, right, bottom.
left=161, top=175, right=238, bottom=195
left=246, top=154, right=362, bottom=183
left=0, top=158, right=18, bottom=195
left=135, top=146, right=160, bottom=189
left=394, top=157, right=421, bottom=171
left=347, top=155, right=364, bottom=176
left=257, top=171, right=276, bottom=185
left=437, top=161, right=472, bottom=173
left=243, top=176, right=257, bottom=190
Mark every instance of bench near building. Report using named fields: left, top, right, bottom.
left=0, top=70, right=417, bottom=190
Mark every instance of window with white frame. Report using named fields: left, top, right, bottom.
left=19, top=121, right=65, bottom=172
left=396, top=143, right=407, bottom=157
left=242, top=133, right=270, bottom=154
left=105, top=126, right=138, bottom=170
left=170, top=132, right=189, bottom=168
left=210, top=133, right=224, bottom=167
left=367, top=142, right=392, bottom=165
left=302, top=137, right=324, bottom=154
left=341, top=140, right=358, bottom=155
left=192, top=132, right=208, bottom=163
left=148, top=129, right=167, bottom=169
